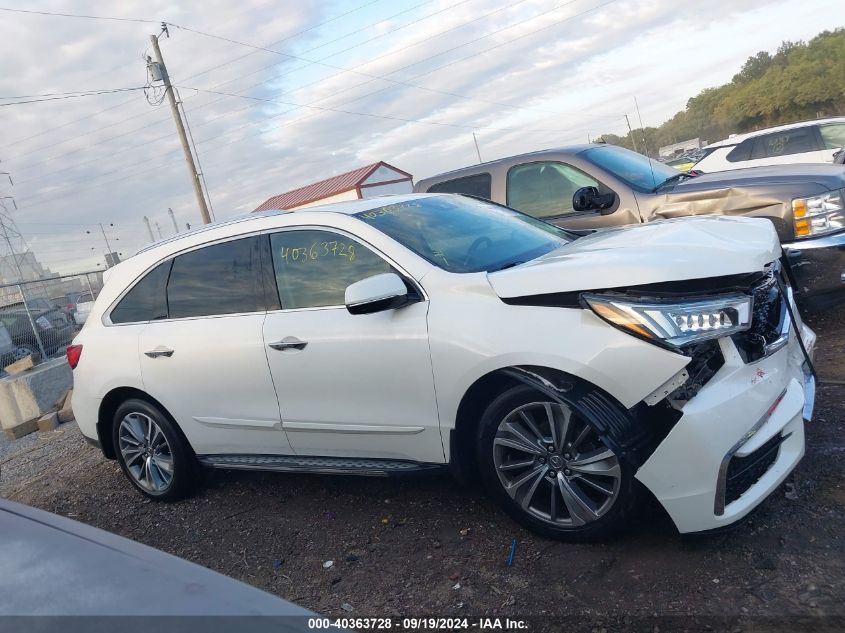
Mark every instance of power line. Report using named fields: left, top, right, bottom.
left=0, top=6, right=156, bottom=23
left=2, top=0, right=384, bottom=152
left=13, top=0, right=620, bottom=208
left=0, top=87, right=147, bottom=107
left=11, top=0, right=602, bottom=176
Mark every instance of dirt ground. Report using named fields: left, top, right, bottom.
left=1, top=313, right=843, bottom=631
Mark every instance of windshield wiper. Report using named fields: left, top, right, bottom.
left=653, top=172, right=696, bottom=192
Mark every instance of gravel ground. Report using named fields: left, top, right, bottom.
left=1, top=315, right=843, bottom=631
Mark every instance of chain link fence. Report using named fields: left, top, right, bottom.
left=0, top=271, right=103, bottom=372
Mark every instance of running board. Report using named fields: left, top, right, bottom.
left=197, top=454, right=444, bottom=477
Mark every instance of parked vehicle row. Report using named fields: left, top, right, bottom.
left=415, top=144, right=845, bottom=306
left=71, top=194, right=815, bottom=541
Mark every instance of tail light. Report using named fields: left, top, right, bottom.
left=66, top=344, right=83, bottom=369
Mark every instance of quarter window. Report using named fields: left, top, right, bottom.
left=726, top=139, right=753, bottom=162
left=269, top=230, right=393, bottom=309
left=507, top=162, right=600, bottom=218
left=166, top=237, right=265, bottom=319
left=111, top=260, right=171, bottom=324
left=427, top=173, right=492, bottom=199
left=820, top=123, right=845, bottom=150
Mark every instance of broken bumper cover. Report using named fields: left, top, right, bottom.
left=635, top=328, right=813, bottom=534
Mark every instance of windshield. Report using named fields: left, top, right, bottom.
left=355, top=195, right=572, bottom=273
left=583, top=145, right=679, bottom=192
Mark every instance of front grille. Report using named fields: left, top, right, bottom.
left=724, top=433, right=784, bottom=506
left=732, top=270, right=787, bottom=363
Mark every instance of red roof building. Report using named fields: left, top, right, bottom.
left=253, top=161, right=413, bottom=212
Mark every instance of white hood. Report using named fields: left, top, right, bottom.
left=488, top=216, right=781, bottom=298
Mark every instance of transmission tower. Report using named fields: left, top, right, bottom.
left=0, top=178, right=33, bottom=284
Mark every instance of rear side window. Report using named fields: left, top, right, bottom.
left=751, top=127, right=817, bottom=158
left=427, top=173, right=492, bottom=199
left=167, top=237, right=265, bottom=319
left=111, top=261, right=171, bottom=324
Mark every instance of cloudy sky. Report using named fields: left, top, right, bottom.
left=0, top=0, right=842, bottom=275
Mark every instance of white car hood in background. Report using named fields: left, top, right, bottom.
left=488, top=216, right=781, bottom=298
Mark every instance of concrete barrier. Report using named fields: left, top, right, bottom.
left=0, top=358, right=72, bottom=439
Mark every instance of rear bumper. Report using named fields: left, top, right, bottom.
left=635, top=325, right=813, bottom=534
left=783, top=230, right=845, bottom=306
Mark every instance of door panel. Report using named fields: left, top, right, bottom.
left=262, top=227, right=442, bottom=463
left=263, top=304, right=443, bottom=462
left=139, top=315, right=291, bottom=455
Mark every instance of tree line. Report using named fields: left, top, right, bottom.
left=597, top=28, right=845, bottom=156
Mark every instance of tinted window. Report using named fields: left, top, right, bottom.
left=726, top=139, right=753, bottom=162
left=355, top=196, right=570, bottom=273
left=111, top=261, right=171, bottom=324
left=820, top=123, right=845, bottom=149
left=752, top=127, right=816, bottom=158
left=427, top=173, right=492, bottom=199
left=167, top=237, right=265, bottom=319
left=507, top=162, right=600, bottom=218
left=270, top=230, right=393, bottom=309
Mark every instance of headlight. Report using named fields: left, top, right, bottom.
left=583, top=293, right=753, bottom=348
left=792, top=189, right=845, bottom=238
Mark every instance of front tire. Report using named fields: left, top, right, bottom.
left=476, top=385, right=637, bottom=541
left=112, top=398, right=198, bottom=501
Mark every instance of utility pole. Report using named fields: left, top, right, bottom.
left=149, top=32, right=212, bottom=225
left=472, top=133, right=483, bottom=164
left=143, top=216, right=155, bottom=242
left=168, top=207, right=179, bottom=234
left=624, top=115, right=638, bottom=154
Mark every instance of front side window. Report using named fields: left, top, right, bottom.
left=111, top=260, right=171, bottom=324
left=507, top=162, right=600, bottom=218
left=355, top=195, right=570, bottom=273
left=427, top=173, right=492, bottom=199
left=752, top=127, right=816, bottom=158
left=820, top=123, right=845, bottom=149
left=270, top=230, right=393, bottom=309
left=167, top=236, right=265, bottom=319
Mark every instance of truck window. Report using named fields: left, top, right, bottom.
left=426, top=173, right=492, bottom=199
left=506, top=162, right=599, bottom=218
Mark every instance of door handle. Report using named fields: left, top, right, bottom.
left=268, top=337, right=308, bottom=351
left=144, top=346, right=174, bottom=358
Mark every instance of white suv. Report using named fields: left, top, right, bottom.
left=69, top=194, right=816, bottom=541
left=694, top=117, right=845, bottom=172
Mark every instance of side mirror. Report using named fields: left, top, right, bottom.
left=572, top=186, right=617, bottom=215
left=345, top=273, right=410, bottom=315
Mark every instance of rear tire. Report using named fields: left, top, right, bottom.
left=112, top=398, right=198, bottom=501
left=476, top=384, right=637, bottom=542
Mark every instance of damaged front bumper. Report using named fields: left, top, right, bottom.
left=635, top=323, right=814, bottom=534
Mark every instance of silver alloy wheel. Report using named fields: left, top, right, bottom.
left=492, top=401, right=622, bottom=527
left=118, top=412, right=174, bottom=493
